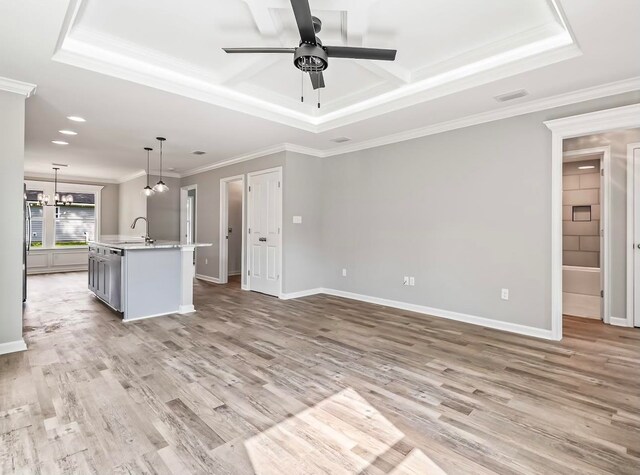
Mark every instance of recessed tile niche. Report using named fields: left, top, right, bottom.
left=562, top=159, right=600, bottom=267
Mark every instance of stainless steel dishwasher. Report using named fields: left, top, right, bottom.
left=106, top=248, right=123, bottom=312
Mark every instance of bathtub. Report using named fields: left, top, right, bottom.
left=563, top=265, right=601, bottom=319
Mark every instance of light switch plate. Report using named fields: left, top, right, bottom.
left=501, top=288, right=509, bottom=300
left=342, top=268, right=347, bottom=277
left=409, top=277, right=415, bottom=286
left=293, top=216, right=302, bottom=224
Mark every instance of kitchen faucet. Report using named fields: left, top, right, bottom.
left=131, top=217, right=154, bottom=244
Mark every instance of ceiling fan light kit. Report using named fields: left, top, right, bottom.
left=223, top=0, right=397, bottom=107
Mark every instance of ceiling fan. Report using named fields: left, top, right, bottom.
left=223, top=0, right=397, bottom=105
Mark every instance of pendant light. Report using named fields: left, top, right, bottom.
left=153, top=136, right=169, bottom=193
left=38, top=167, right=73, bottom=206
left=142, top=147, right=155, bottom=197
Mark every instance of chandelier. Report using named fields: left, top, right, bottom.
left=37, top=167, right=73, bottom=206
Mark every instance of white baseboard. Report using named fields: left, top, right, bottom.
left=123, top=311, right=177, bottom=323
left=0, top=339, right=27, bottom=355
left=278, top=287, right=554, bottom=340
left=228, top=271, right=242, bottom=276
left=609, top=316, right=633, bottom=327
left=195, top=274, right=221, bottom=284
left=280, top=288, right=324, bottom=300
left=28, top=266, right=87, bottom=275
left=178, top=304, right=195, bottom=314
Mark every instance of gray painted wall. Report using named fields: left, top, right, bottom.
left=564, top=127, right=640, bottom=321
left=118, top=175, right=147, bottom=237
left=321, top=92, right=640, bottom=330
left=146, top=175, right=181, bottom=241
left=0, top=91, right=26, bottom=347
left=283, top=152, right=324, bottom=293
left=180, top=152, right=285, bottom=279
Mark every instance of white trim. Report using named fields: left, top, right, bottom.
left=279, top=288, right=324, bottom=300
left=219, top=175, right=245, bottom=286
left=195, top=273, right=221, bottom=284
left=180, top=184, right=197, bottom=244
left=0, top=76, right=36, bottom=97
left=25, top=77, right=639, bottom=184
left=174, top=78, right=640, bottom=180
left=178, top=304, right=195, bottom=314
left=562, top=147, right=611, bottom=324
left=180, top=144, right=291, bottom=178
left=53, top=0, right=579, bottom=132
left=24, top=171, right=120, bottom=184
left=122, top=311, right=177, bottom=322
left=628, top=142, right=640, bottom=328
left=546, top=103, right=640, bottom=339
left=246, top=166, right=283, bottom=297
left=0, top=339, right=27, bottom=355
left=279, top=288, right=553, bottom=339
left=609, top=317, right=633, bottom=328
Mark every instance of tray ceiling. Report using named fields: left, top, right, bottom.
left=53, top=0, right=578, bottom=132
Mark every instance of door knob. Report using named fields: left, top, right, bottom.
left=637, top=243, right=640, bottom=249
left=259, top=237, right=267, bottom=242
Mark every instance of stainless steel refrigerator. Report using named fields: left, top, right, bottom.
left=23, top=184, right=31, bottom=302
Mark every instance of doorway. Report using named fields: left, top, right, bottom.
left=219, top=175, right=245, bottom=286
left=247, top=167, right=282, bottom=297
left=628, top=142, right=640, bottom=327
left=561, top=148, right=609, bottom=323
left=180, top=184, right=197, bottom=271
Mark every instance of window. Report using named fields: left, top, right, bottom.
left=25, top=189, right=43, bottom=247
left=24, top=181, right=102, bottom=249
left=55, top=192, right=96, bottom=246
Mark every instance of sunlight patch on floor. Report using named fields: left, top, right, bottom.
left=245, top=387, right=446, bottom=474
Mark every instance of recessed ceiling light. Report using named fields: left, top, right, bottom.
left=578, top=165, right=596, bottom=169
left=59, top=130, right=77, bottom=135
left=51, top=140, right=69, bottom=145
left=67, top=116, right=86, bottom=122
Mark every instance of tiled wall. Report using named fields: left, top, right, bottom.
left=562, top=159, right=600, bottom=267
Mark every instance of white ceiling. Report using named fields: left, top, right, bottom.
left=0, top=0, right=638, bottom=181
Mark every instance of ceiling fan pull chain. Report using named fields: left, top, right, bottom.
left=317, top=87, right=320, bottom=109
left=301, top=71, right=304, bottom=103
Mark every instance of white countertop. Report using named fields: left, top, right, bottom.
left=89, top=237, right=212, bottom=250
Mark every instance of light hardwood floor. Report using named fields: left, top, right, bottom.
left=1, top=272, right=639, bottom=474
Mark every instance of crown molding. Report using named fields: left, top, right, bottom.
left=0, top=76, right=37, bottom=97
left=176, top=76, right=640, bottom=178
left=179, top=144, right=290, bottom=178
left=320, top=76, right=640, bottom=157
left=24, top=171, right=119, bottom=184
left=53, top=0, right=578, bottom=133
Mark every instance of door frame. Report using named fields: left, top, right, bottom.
left=219, top=175, right=246, bottom=286
left=545, top=103, right=640, bottom=339
left=246, top=166, right=283, bottom=297
left=627, top=142, right=640, bottom=327
left=562, top=147, right=611, bottom=324
left=180, top=184, right=197, bottom=243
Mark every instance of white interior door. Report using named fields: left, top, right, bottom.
left=634, top=148, right=640, bottom=327
left=248, top=169, right=282, bottom=296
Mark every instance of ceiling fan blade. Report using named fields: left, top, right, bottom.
left=309, top=71, right=325, bottom=90
left=290, top=0, right=316, bottom=44
left=324, top=46, right=397, bottom=61
left=223, top=47, right=296, bottom=54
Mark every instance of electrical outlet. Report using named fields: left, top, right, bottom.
left=403, top=276, right=409, bottom=286
left=501, top=288, right=509, bottom=300
left=409, top=277, right=415, bottom=286
left=342, top=268, right=347, bottom=277
left=205, top=258, right=208, bottom=265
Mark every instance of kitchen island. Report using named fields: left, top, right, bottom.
left=88, top=238, right=211, bottom=322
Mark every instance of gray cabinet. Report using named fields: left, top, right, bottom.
left=88, top=245, right=122, bottom=312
